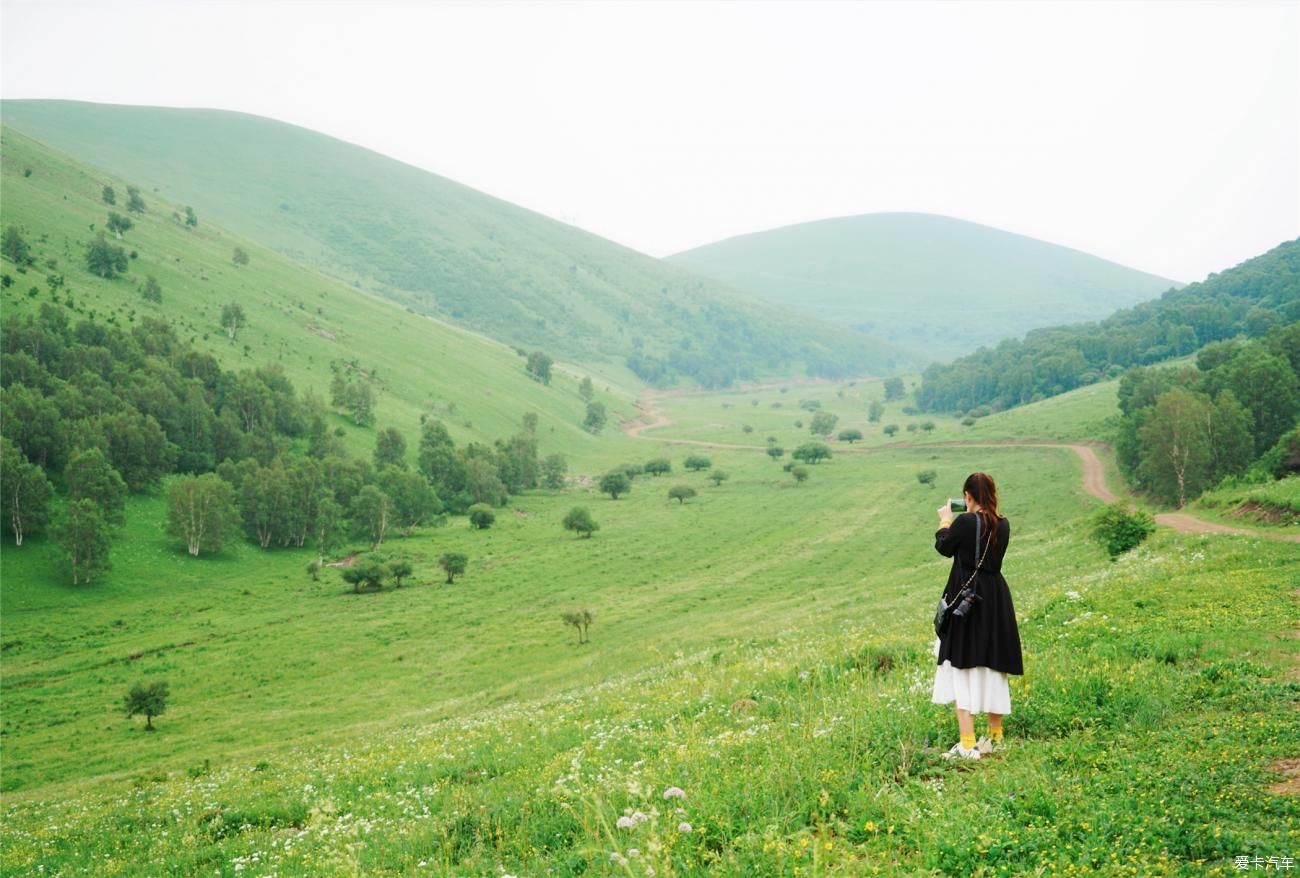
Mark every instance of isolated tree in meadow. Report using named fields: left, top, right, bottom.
left=709, top=470, right=729, bottom=486
left=55, top=499, right=112, bottom=585
left=868, top=400, right=884, bottom=423
left=106, top=212, right=133, bottom=237
left=124, top=680, right=168, bottom=731
left=578, top=376, right=594, bottom=401
left=388, top=559, right=413, bottom=587
left=644, top=457, right=672, bottom=477
left=884, top=377, right=905, bottom=401
left=792, top=442, right=831, bottom=464
left=232, top=246, right=249, bottom=266
left=439, top=552, right=468, bottom=584
left=166, top=473, right=237, bottom=556
left=838, top=429, right=863, bottom=444
left=468, top=503, right=496, bottom=530
left=342, top=562, right=386, bottom=593
left=810, top=411, right=839, bottom=436
left=791, top=466, right=809, bottom=485
left=184, top=206, right=198, bottom=228
left=65, top=447, right=128, bottom=526
left=619, top=462, right=644, bottom=480
left=526, top=350, right=553, bottom=385
left=2, top=225, right=32, bottom=265
left=668, top=485, right=697, bottom=504
left=1, top=439, right=53, bottom=546
left=599, top=471, right=631, bottom=499
left=142, top=275, right=162, bottom=303
left=883, top=424, right=900, bottom=437
left=85, top=233, right=128, bottom=279
left=906, top=423, right=919, bottom=433
left=563, top=506, right=599, bottom=538
left=373, top=427, right=407, bottom=470
left=766, top=445, right=785, bottom=461
left=541, top=453, right=568, bottom=489
left=583, top=401, right=607, bottom=434
left=221, top=303, right=246, bottom=341
left=916, top=469, right=937, bottom=487
left=101, top=185, right=117, bottom=205
left=684, top=454, right=711, bottom=472
left=346, top=380, right=376, bottom=427
left=352, top=484, right=393, bottom=547
left=562, top=609, right=594, bottom=644
left=125, top=186, right=146, bottom=214
left=921, top=421, right=936, bottom=434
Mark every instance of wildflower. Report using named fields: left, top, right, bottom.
left=628, top=848, right=640, bottom=858
left=610, top=852, right=629, bottom=866
left=678, top=822, right=693, bottom=833
left=617, top=816, right=637, bottom=829
left=663, top=786, right=687, bottom=800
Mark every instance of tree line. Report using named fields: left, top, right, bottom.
left=915, top=239, right=1300, bottom=413
left=1113, top=324, right=1300, bottom=506
left=1, top=305, right=564, bottom=582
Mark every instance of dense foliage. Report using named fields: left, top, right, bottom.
left=0, top=305, right=551, bottom=572
left=917, top=239, right=1300, bottom=412
left=1113, top=325, right=1300, bottom=505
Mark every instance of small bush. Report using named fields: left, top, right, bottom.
left=468, top=504, right=496, bottom=530
left=1091, top=503, right=1156, bottom=560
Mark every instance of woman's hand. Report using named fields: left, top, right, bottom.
left=937, top=503, right=953, bottom=528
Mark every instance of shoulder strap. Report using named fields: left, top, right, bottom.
left=960, top=514, right=994, bottom=591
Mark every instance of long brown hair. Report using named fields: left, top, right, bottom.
left=963, top=472, right=1000, bottom=548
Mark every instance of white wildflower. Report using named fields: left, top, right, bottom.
left=662, top=786, right=686, bottom=800
left=678, top=822, right=693, bottom=833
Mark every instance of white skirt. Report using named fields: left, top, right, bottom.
left=931, top=638, right=1012, bottom=715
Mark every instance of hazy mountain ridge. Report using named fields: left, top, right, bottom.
left=669, top=212, right=1179, bottom=357
left=0, top=100, right=911, bottom=386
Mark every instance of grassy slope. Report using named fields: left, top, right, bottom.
left=635, top=375, right=1120, bottom=450
left=669, top=212, right=1177, bottom=358
left=0, top=100, right=910, bottom=379
left=0, top=126, right=641, bottom=466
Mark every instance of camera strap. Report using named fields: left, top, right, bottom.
left=958, top=514, right=994, bottom=595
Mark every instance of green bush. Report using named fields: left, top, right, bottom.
left=1090, top=503, right=1156, bottom=560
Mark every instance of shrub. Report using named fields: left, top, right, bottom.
left=1091, top=503, right=1156, bottom=560
left=439, top=552, right=468, bottom=583
left=668, top=485, right=697, bottom=504
left=916, top=469, right=937, bottom=487
left=684, top=454, right=711, bottom=471
left=468, top=504, right=496, bottom=530
left=563, top=506, right=599, bottom=538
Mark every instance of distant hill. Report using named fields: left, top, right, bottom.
left=668, top=212, right=1178, bottom=357
left=0, top=100, right=910, bottom=386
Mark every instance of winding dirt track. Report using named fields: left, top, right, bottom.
left=621, top=391, right=1300, bottom=544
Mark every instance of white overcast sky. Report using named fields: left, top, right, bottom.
left=3, top=0, right=1298, bottom=282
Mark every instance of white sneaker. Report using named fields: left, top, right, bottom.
left=942, top=742, right=981, bottom=760
left=976, top=736, right=1006, bottom=755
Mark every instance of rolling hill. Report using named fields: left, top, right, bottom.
left=668, top=212, right=1179, bottom=357
left=0, top=125, right=637, bottom=466
left=0, top=100, right=910, bottom=386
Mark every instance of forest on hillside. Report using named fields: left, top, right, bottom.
left=916, top=239, right=1300, bottom=412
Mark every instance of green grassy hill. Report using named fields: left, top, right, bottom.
left=669, top=212, right=1178, bottom=358
left=0, top=100, right=910, bottom=386
left=0, top=126, right=640, bottom=465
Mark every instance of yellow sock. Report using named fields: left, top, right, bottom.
left=960, top=732, right=977, bottom=750
left=989, top=725, right=1003, bottom=743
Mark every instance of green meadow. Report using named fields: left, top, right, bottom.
left=2, top=118, right=1298, bottom=878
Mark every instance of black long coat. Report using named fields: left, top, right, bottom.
left=935, top=511, right=1024, bottom=675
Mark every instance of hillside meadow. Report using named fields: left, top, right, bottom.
left=0, top=126, right=639, bottom=466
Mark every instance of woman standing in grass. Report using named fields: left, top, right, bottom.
left=932, top=471, right=1023, bottom=760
